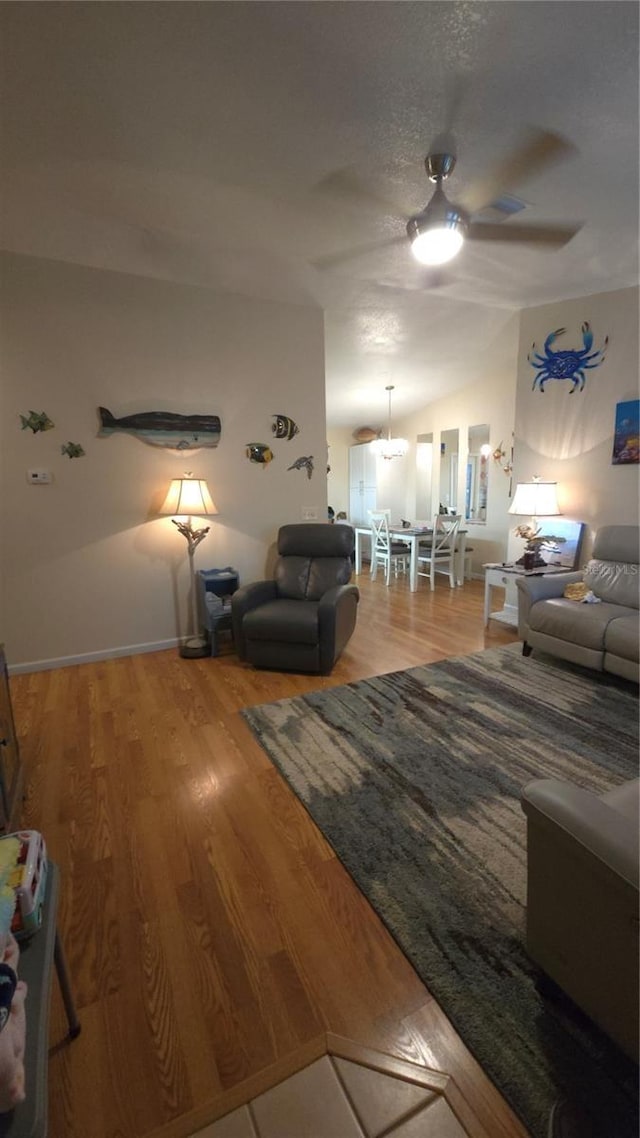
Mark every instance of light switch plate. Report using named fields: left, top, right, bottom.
left=27, top=469, right=53, bottom=484
left=301, top=507, right=318, bottom=520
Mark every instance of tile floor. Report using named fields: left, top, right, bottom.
left=191, top=1054, right=468, bottom=1138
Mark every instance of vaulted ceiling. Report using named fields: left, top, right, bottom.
left=1, top=2, right=637, bottom=427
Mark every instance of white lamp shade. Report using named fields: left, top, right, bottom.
left=160, top=478, right=218, bottom=517
left=508, top=481, right=560, bottom=517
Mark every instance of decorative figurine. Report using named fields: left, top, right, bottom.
left=271, top=414, right=299, bottom=440
left=528, top=322, right=608, bottom=393
left=246, top=443, right=274, bottom=466
left=61, top=442, right=86, bottom=459
left=19, top=411, right=54, bottom=434
left=353, top=427, right=380, bottom=443
left=287, top=455, right=314, bottom=479
left=97, top=407, right=221, bottom=449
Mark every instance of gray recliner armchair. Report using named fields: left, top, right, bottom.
left=521, top=776, right=639, bottom=1061
left=231, top=523, right=359, bottom=674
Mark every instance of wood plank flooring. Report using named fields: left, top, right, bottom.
left=10, top=574, right=527, bottom=1138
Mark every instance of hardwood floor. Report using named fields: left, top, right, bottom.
left=10, top=574, right=526, bottom=1138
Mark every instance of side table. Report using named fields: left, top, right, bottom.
left=204, top=601, right=234, bottom=658
left=483, top=563, right=572, bottom=628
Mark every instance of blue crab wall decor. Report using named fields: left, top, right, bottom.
left=528, top=322, right=608, bottom=393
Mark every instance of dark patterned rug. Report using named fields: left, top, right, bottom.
left=242, top=645, right=639, bottom=1138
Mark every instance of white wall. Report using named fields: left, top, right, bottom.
left=326, top=426, right=353, bottom=517
left=512, top=286, right=639, bottom=561
left=324, top=316, right=520, bottom=572
left=393, top=314, right=520, bottom=572
left=1, top=253, right=327, bottom=669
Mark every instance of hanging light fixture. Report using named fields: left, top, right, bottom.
left=371, top=385, right=409, bottom=460
left=406, top=155, right=467, bottom=267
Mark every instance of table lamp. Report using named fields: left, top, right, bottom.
left=508, top=477, right=561, bottom=568
left=160, top=473, right=218, bottom=658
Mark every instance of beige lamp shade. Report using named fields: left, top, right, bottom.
left=508, top=480, right=560, bottom=517
left=159, top=477, right=218, bottom=518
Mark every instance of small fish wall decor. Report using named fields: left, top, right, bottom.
left=528, top=322, right=609, bottom=393
left=98, top=407, right=221, bottom=449
left=287, top=455, right=314, bottom=480
left=246, top=443, right=274, bottom=467
left=271, top=414, right=299, bottom=441
left=20, top=410, right=55, bottom=433
left=61, top=442, right=86, bottom=459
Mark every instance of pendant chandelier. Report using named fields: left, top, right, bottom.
left=371, top=385, right=409, bottom=460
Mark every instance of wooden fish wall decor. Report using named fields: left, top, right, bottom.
left=97, top=407, right=221, bottom=449
left=246, top=443, right=274, bottom=467
left=271, top=414, right=299, bottom=440
left=61, top=442, right=85, bottom=459
left=20, top=410, right=55, bottom=433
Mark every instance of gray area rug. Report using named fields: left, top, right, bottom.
left=242, top=645, right=639, bottom=1138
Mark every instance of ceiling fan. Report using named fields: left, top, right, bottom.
left=313, top=127, right=582, bottom=274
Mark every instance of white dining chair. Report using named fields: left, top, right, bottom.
left=368, top=510, right=409, bottom=585
left=417, top=514, right=461, bottom=590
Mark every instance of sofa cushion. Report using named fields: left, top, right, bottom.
left=592, top=525, right=640, bottom=565
left=584, top=558, right=639, bottom=608
left=307, top=556, right=352, bottom=598
left=604, top=612, right=640, bottom=662
left=275, top=554, right=352, bottom=600
left=528, top=597, right=637, bottom=651
left=274, top=555, right=311, bottom=599
left=243, top=599, right=319, bottom=644
left=278, top=522, right=354, bottom=558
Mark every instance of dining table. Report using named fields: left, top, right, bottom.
left=354, top=524, right=468, bottom=592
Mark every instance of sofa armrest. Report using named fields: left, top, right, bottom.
left=521, top=778, right=639, bottom=888
left=515, top=571, right=582, bottom=630
left=231, top=581, right=278, bottom=659
left=317, top=584, right=360, bottom=673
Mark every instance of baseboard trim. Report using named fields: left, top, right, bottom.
left=7, top=638, right=179, bottom=675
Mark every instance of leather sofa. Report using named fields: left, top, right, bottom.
left=515, top=525, right=639, bottom=682
left=521, top=777, right=639, bottom=1061
left=231, top=523, right=359, bottom=674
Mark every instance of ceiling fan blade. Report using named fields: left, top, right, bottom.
left=467, top=220, right=582, bottom=248
left=458, top=128, right=577, bottom=215
left=312, top=233, right=406, bottom=270
left=313, top=166, right=413, bottom=220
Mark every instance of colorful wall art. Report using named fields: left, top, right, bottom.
left=271, top=414, right=299, bottom=440
left=612, top=399, right=639, bottom=465
left=528, top=322, right=608, bottom=393
left=246, top=443, right=273, bottom=466
left=98, top=407, right=221, bottom=449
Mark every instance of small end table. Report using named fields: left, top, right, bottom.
left=483, top=563, right=572, bottom=628
left=203, top=600, right=234, bottom=657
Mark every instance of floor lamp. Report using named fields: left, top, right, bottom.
left=160, top=473, right=218, bottom=658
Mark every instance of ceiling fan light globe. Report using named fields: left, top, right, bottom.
left=410, top=226, right=464, bottom=266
